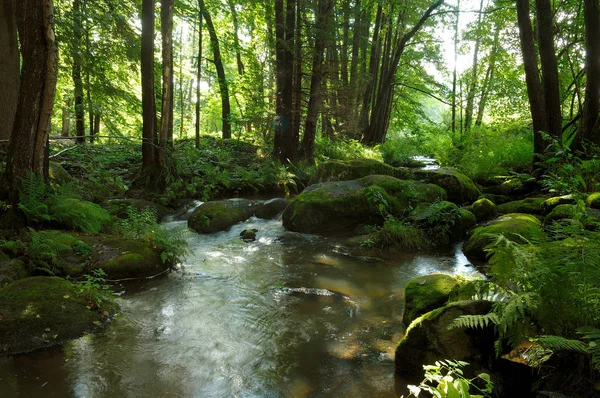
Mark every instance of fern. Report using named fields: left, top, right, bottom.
left=17, top=173, right=52, bottom=224
left=50, top=197, right=111, bottom=233
left=448, top=313, right=500, bottom=330
left=534, top=335, right=589, bottom=354
left=27, top=229, right=76, bottom=275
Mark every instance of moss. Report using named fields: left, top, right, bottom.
left=472, top=198, right=496, bottom=222
left=0, top=259, right=28, bottom=287
left=48, top=162, right=73, bottom=186
left=545, top=204, right=579, bottom=224
left=0, top=276, right=114, bottom=355
left=412, top=168, right=480, bottom=205
left=312, top=159, right=404, bottom=184
left=103, top=198, right=170, bottom=221
left=188, top=199, right=255, bottom=233
left=403, top=274, right=466, bottom=325
left=478, top=193, right=512, bottom=205
left=496, top=197, right=545, bottom=216
left=586, top=192, right=600, bottom=209
left=463, top=213, right=548, bottom=262
left=542, top=195, right=576, bottom=214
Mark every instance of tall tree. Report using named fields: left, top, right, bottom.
left=6, top=0, right=58, bottom=201
left=141, top=0, right=159, bottom=180
left=195, top=17, right=203, bottom=149
left=451, top=0, right=460, bottom=137
left=579, top=0, right=600, bottom=146
left=159, top=0, right=174, bottom=166
left=72, top=0, right=85, bottom=144
left=226, top=0, right=244, bottom=75
left=464, top=0, right=485, bottom=134
left=199, top=0, right=232, bottom=139
left=0, top=0, right=19, bottom=146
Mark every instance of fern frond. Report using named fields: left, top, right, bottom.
left=534, top=335, right=588, bottom=354
left=448, top=313, right=499, bottom=330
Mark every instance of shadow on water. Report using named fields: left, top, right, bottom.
left=0, top=214, right=479, bottom=398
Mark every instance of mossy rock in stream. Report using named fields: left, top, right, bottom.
left=496, top=197, right=545, bottom=216
left=311, top=159, right=410, bottom=184
left=587, top=192, right=600, bottom=209
left=541, top=195, right=576, bottom=215
left=282, top=175, right=446, bottom=234
left=0, top=276, right=114, bottom=355
left=188, top=199, right=256, bottom=233
left=395, top=300, right=495, bottom=383
left=471, top=198, right=496, bottom=222
left=254, top=198, right=289, bottom=219
left=463, top=213, right=548, bottom=263
left=403, top=274, right=467, bottom=325
left=410, top=168, right=480, bottom=205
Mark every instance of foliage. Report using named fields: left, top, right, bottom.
left=314, top=136, right=381, bottom=162
left=376, top=217, right=429, bottom=251
left=404, top=360, right=494, bottom=398
left=50, top=197, right=111, bottom=233
left=77, top=269, right=114, bottom=311
left=18, top=174, right=53, bottom=224
left=26, top=229, right=76, bottom=275
left=115, top=206, right=188, bottom=265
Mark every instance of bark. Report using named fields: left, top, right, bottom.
left=579, top=0, right=600, bottom=146
left=535, top=0, right=562, bottom=140
left=72, top=0, right=85, bottom=144
left=358, top=5, right=383, bottom=133
left=160, top=0, right=174, bottom=162
left=6, top=0, right=58, bottom=202
left=0, top=0, right=19, bottom=145
left=62, top=97, right=71, bottom=137
left=302, top=0, right=332, bottom=163
left=93, top=110, right=101, bottom=137
left=348, top=0, right=361, bottom=124
left=227, top=0, right=244, bottom=75
left=340, top=0, right=350, bottom=87
left=200, top=0, right=231, bottom=139
left=196, top=17, right=203, bottom=149
left=464, top=0, right=484, bottom=134
left=516, top=0, right=547, bottom=156
left=141, top=0, right=158, bottom=174
left=291, top=0, right=303, bottom=156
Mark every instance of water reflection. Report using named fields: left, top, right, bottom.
left=0, top=216, right=478, bottom=397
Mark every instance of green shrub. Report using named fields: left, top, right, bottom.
left=376, top=217, right=429, bottom=250
left=26, top=229, right=77, bottom=275
left=51, top=197, right=111, bottom=233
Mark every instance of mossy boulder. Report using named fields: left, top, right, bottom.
left=586, top=193, right=600, bottom=209
left=188, top=199, right=256, bottom=233
left=75, top=235, right=167, bottom=280
left=240, top=229, right=258, bottom=241
left=395, top=300, right=495, bottom=382
left=463, top=214, right=548, bottom=262
left=478, top=193, right=512, bottom=205
left=403, top=274, right=466, bottom=325
left=496, top=197, right=545, bottom=216
left=103, top=198, right=170, bottom=221
left=545, top=204, right=579, bottom=224
left=312, top=159, right=409, bottom=184
left=542, top=195, right=576, bottom=215
left=472, top=198, right=496, bottom=222
left=48, top=162, right=73, bottom=186
left=0, top=277, right=113, bottom=355
left=0, top=259, right=28, bottom=287
left=255, top=198, right=289, bottom=219
left=411, top=168, right=480, bottom=205
left=482, top=175, right=535, bottom=197
left=282, top=175, right=446, bottom=234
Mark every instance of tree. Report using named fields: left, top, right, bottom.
left=159, top=0, right=174, bottom=165
left=71, top=0, right=85, bottom=144
left=141, top=0, right=159, bottom=181
left=0, top=0, right=19, bottom=146
left=195, top=17, right=203, bottom=149
left=5, top=0, right=58, bottom=202
left=579, top=0, right=600, bottom=147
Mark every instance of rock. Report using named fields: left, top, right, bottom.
left=255, top=198, right=288, bottom=219
left=542, top=195, right=576, bottom=215
left=473, top=167, right=510, bottom=187
left=282, top=175, right=446, bottom=234
left=77, top=235, right=168, bottom=280
left=48, top=162, right=73, bottom=186
left=0, top=259, right=28, bottom=287
left=471, top=198, right=496, bottom=222
left=188, top=199, right=256, bottom=233
left=463, top=214, right=548, bottom=262
left=395, top=300, right=495, bottom=382
left=587, top=192, right=600, bottom=209
left=545, top=204, right=579, bottom=224
left=478, top=193, right=512, bottom=205
left=403, top=274, right=466, bottom=325
left=583, top=209, right=600, bottom=231
left=312, top=159, right=409, bottom=184
left=482, top=175, right=537, bottom=197
left=411, top=168, right=480, bottom=205
left=240, top=229, right=258, bottom=241
left=0, top=277, right=115, bottom=355
left=496, top=198, right=545, bottom=216
left=103, top=198, right=170, bottom=221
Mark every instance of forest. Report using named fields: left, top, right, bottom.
left=1, top=0, right=600, bottom=396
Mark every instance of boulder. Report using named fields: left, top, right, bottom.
left=463, top=214, right=548, bottom=262
left=496, top=197, right=545, bottom=216
left=545, top=204, right=579, bottom=224
left=48, top=162, right=73, bottom=186
left=312, top=159, right=409, bottom=184
left=478, top=193, right=512, bottom=205
left=103, top=198, right=170, bottom=221
left=0, top=277, right=114, bottom=355
left=188, top=199, right=256, bottom=233
left=542, top=195, right=576, bottom=215
left=482, top=175, right=536, bottom=197
left=587, top=192, right=600, bottom=209
left=255, top=198, right=289, bottom=219
left=411, top=168, right=480, bottom=205
left=403, top=274, right=465, bottom=325
left=471, top=198, right=496, bottom=222
left=395, top=300, right=495, bottom=382
left=282, top=175, right=446, bottom=234
left=240, top=229, right=258, bottom=241
left=0, top=259, right=27, bottom=287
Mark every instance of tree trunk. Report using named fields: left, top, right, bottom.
left=579, top=0, right=600, bottom=146
left=0, top=0, right=19, bottom=146
left=159, top=0, right=174, bottom=165
left=464, top=0, right=484, bottom=134
left=291, top=0, right=303, bottom=158
left=535, top=0, right=562, bottom=140
left=6, top=0, right=58, bottom=202
left=451, top=0, right=459, bottom=137
left=227, top=0, right=244, bottom=75
left=72, top=0, right=85, bottom=144
left=62, top=97, right=71, bottom=137
left=516, top=0, right=547, bottom=156
left=93, top=110, right=101, bottom=137
left=200, top=0, right=231, bottom=139
left=195, top=17, right=203, bottom=149
left=302, top=0, right=332, bottom=163
left=475, top=25, right=500, bottom=127
left=141, top=0, right=158, bottom=177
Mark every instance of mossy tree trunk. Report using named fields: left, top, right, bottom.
left=0, top=0, right=19, bottom=147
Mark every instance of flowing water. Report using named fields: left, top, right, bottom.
left=0, top=211, right=478, bottom=398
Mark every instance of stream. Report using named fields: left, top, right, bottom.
left=0, top=211, right=478, bottom=397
